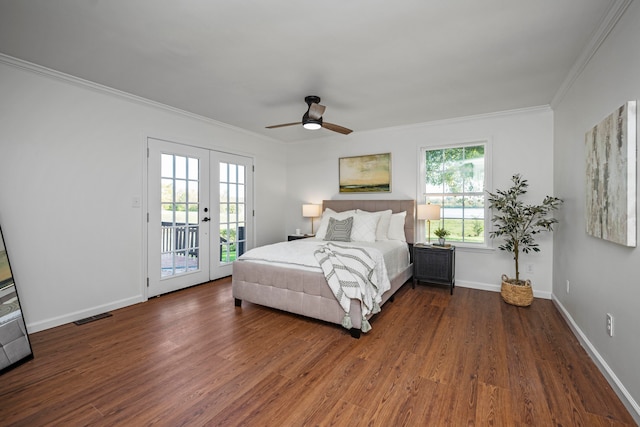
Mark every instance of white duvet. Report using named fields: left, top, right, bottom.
left=237, top=238, right=410, bottom=280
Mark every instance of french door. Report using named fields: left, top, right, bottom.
left=147, top=138, right=253, bottom=297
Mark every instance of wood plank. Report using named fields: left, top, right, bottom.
left=0, top=278, right=635, bottom=426
left=502, top=303, right=555, bottom=425
left=475, top=382, right=513, bottom=426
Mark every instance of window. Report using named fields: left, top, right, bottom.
left=421, top=142, right=488, bottom=246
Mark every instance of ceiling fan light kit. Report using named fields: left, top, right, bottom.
left=302, top=120, right=322, bottom=130
left=267, top=95, right=353, bottom=135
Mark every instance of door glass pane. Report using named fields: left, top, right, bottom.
left=189, top=181, right=199, bottom=203
left=175, top=156, right=187, bottom=179
left=161, top=154, right=173, bottom=178
left=175, top=250, right=187, bottom=272
left=175, top=180, right=187, bottom=204
left=238, top=184, right=245, bottom=203
left=228, top=224, right=237, bottom=243
left=187, top=205, right=199, bottom=225
left=238, top=165, right=245, bottom=184
left=161, top=153, right=200, bottom=277
left=220, top=184, right=228, bottom=203
left=220, top=162, right=228, bottom=182
left=220, top=244, right=229, bottom=263
left=229, top=164, right=237, bottom=182
left=161, top=203, right=174, bottom=223
left=228, top=204, right=237, bottom=223
left=161, top=179, right=173, bottom=203
left=218, top=161, right=247, bottom=264
left=188, top=157, right=199, bottom=180
left=220, top=224, right=229, bottom=244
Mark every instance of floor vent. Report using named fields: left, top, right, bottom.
left=73, top=312, right=112, bottom=326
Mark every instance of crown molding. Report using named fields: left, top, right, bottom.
left=551, top=0, right=634, bottom=108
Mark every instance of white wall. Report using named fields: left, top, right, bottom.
left=0, top=58, right=287, bottom=332
left=286, top=107, right=556, bottom=296
left=552, top=0, right=640, bottom=419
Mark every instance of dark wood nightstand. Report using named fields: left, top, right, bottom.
left=413, top=244, right=455, bottom=294
left=288, top=234, right=314, bottom=241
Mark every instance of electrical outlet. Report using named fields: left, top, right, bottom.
left=566, top=279, right=570, bottom=293
left=526, top=264, right=534, bottom=274
left=606, top=313, right=614, bottom=337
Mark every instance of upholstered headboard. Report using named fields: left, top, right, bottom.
left=322, top=200, right=416, bottom=244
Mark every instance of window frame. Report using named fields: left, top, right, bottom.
left=417, top=139, right=492, bottom=249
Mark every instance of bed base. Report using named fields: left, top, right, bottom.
left=232, top=261, right=412, bottom=337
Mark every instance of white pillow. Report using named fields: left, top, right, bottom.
left=387, top=211, right=407, bottom=241
left=356, top=209, right=392, bottom=240
left=350, top=213, right=380, bottom=242
left=315, top=208, right=356, bottom=239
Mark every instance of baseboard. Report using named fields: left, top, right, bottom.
left=552, top=295, right=640, bottom=424
left=456, top=280, right=552, bottom=300
left=456, top=280, right=500, bottom=293
left=26, top=295, right=145, bottom=333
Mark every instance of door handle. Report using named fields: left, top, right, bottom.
left=202, top=217, right=210, bottom=222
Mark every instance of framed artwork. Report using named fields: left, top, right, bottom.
left=585, top=101, right=637, bottom=247
left=339, top=153, right=391, bottom=193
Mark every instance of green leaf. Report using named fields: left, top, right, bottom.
left=487, top=174, right=563, bottom=278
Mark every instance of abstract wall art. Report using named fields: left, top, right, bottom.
left=585, top=101, right=637, bottom=247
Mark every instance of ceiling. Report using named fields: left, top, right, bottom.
left=0, top=0, right=619, bottom=142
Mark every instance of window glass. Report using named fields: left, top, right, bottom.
left=423, top=143, right=487, bottom=245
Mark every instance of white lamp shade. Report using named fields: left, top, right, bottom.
left=417, top=204, right=441, bottom=221
left=302, top=204, right=322, bottom=218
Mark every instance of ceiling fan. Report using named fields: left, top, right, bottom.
left=266, top=96, right=353, bottom=135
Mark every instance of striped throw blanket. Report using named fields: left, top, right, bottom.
left=314, top=243, right=387, bottom=333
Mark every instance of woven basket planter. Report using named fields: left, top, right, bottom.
left=500, top=274, right=533, bottom=307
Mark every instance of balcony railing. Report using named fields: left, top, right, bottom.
left=161, top=222, right=198, bottom=255
left=161, top=223, right=245, bottom=262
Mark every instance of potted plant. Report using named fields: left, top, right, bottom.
left=433, top=227, right=450, bottom=246
left=487, top=174, right=563, bottom=306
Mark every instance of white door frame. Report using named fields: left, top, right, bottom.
left=142, top=136, right=254, bottom=299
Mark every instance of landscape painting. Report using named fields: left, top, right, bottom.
left=585, top=101, right=637, bottom=247
left=339, top=153, right=391, bottom=193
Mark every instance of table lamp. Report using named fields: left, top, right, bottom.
left=302, top=204, right=322, bottom=235
left=417, top=204, right=441, bottom=244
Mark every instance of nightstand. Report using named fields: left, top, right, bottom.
left=413, top=244, right=455, bottom=294
left=288, top=234, right=314, bottom=241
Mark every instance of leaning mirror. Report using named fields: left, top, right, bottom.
left=0, top=225, right=33, bottom=374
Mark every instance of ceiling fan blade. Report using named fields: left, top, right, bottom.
left=322, top=122, right=353, bottom=135
left=308, top=103, right=326, bottom=120
left=266, top=122, right=301, bottom=129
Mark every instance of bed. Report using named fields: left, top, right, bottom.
left=232, top=199, right=415, bottom=338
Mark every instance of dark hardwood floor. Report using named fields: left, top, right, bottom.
left=0, top=277, right=635, bottom=426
